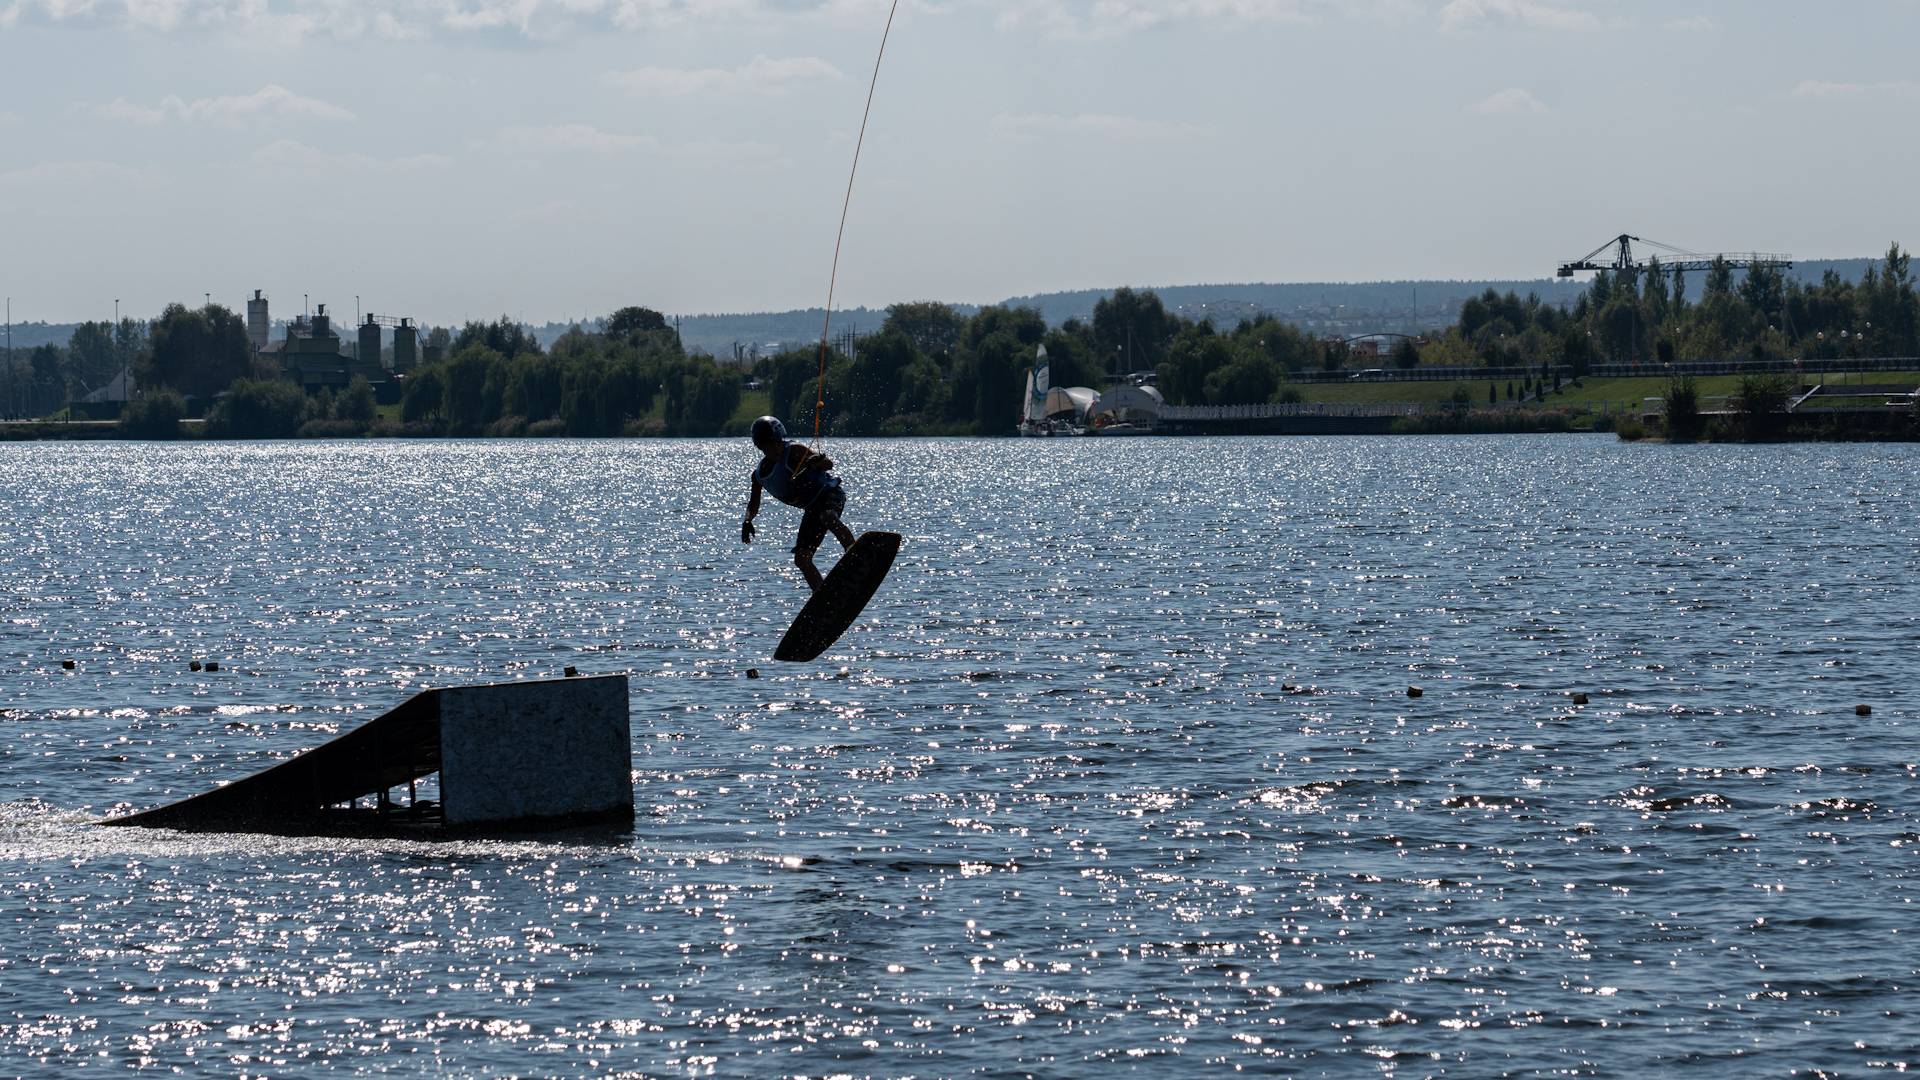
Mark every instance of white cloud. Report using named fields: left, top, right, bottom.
left=477, top=125, right=784, bottom=169
left=0, top=159, right=140, bottom=185
left=1472, top=87, right=1547, bottom=114
left=4, top=0, right=1389, bottom=40
left=991, top=0, right=1331, bottom=37
left=1439, top=0, right=1601, bottom=32
left=95, top=84, right=354, bottom=125
left=122, top=0, right=189, bottom=29
left=0, top=0, right=897, bottom=38
left=604, top=55, right=844, bottom=97
left=483, top=123, right=660, bottom=155
left=250, top=139, right=451, bottom=171
left=1665, top=15, right=1712, bottom=31
left=1792, top=79, right=1920, bottom=101
left=991, top=112, right=1215, bottom=141
left=0, top=111, right=21, bottom=126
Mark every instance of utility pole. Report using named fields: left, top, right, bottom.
left=4, top=296, right=11, bottom=420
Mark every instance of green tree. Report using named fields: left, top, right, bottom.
left=1091, top=287, right=1172, bottom=372
left=968, top=330, right=1029, bottom=434
left=66, top=321, right=120, bottom=391
left=606, top=306, right=669, bottom=338
left=502, top=352, right=564, bottom=422
left=882, top=301, right=966, bottom=358
left=767, top=348, right=828, bottom=430
left=142, top=303, right=252, bottom=399
left=209, top=378, right=310, bottom=438
left=844, top=329, right=917, bottom=433
left=120, top=389, right=187, bottom=439
left=337, top=375, right=377, bottom=425
left=452, top=317, right=540, bottom=361
left=660, top=359, right=741, bottom=435
left=442, top=346, right=504, bottom=435
left=1039, top=328, right=1101, bottom=390
left=1729, top=373, right=1791, bottom=441
left=1201, top=350, right=1277, bottom=405
left=402, top=367, right=445, bottom=423
left=1663, top=375, right=1701, bottom=441
left=1595, top=294, right=1645, bottom=365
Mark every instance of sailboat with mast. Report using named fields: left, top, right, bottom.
left=1018, top=345, right=1055, bottom=436
left=1017, top=345, right=1093, bottom=436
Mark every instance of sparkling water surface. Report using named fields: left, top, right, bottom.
left=1, top=436, right=1915, bottom=1076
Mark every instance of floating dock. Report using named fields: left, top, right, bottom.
left=105, top=675, right=633, bottom=836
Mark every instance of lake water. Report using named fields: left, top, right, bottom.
left=1, top=436, right=1915, bottom=1076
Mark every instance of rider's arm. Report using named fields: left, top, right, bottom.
left=742, top=476, right=762, bottom=541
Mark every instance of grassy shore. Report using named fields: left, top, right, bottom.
left=1294, top=371, right=1920, bottom=410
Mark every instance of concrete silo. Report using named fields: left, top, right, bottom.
left=359, top=316, right=383, bottom=370
left=392, top=319, right=419, bottom=374
left=247, top=290, right=270, bottom=353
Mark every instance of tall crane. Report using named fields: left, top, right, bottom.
left=1556, top=233, right=1792, bottom=280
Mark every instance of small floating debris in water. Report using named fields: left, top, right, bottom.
left=204, top=661, right=220, bottom=673
left=189, top=661, right=203, bottom=672
left=61, top=659, right=75, bottom=670
left=1570, top=692, right=1589, bottom=705
left=1856, top=704, right=1872, bottom=716
left=1406, top=685, right=1423, bottom=698
left=746, top=668, right=760, bottom=679
left=564, top=665, right=579, bottom=677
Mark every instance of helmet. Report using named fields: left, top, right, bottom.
left=750, top=415, right=787, bottom=447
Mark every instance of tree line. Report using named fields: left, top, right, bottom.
left=1417, top=242, right=1919, bottom=373
left=15, top=241, right=1916, bottom=438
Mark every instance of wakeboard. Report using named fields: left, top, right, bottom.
left=774, top=531, right=901, bottom=662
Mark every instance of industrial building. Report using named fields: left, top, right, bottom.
left=247, top=291, right=419, bottom=397
left=258, top=303, right=388, bottom=393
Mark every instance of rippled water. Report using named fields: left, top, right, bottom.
left=1, top=436, right=1915, bottom=1075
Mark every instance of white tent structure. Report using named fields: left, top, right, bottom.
left=1090, top=382, right=1164, bottom=434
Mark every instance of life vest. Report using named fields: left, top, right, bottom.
left=754, top=447, right=840, bottom=509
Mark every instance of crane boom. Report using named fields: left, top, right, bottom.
left=1556, top=233, right=1791, bottom=278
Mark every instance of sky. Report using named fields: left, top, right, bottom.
left=3, top=0, right=1918, bottom=326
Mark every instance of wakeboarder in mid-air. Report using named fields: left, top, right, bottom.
left=740, top=415, right=856, bottom=592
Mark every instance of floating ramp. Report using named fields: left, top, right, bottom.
left=106, top=675, right=633, bottom=835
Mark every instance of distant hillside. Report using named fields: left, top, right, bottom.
left=653, top=258, right=1875, bottom=356
left=10, top=259, right=1878, bottom=359
left=0, top=322, right=79, bottom=350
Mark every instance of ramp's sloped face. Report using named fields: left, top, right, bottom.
left=104, top=675, right=632, bottom=835
left=438, top=676, right=633, bottom=827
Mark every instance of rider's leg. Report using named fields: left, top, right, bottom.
left=794, top=550, right=825, bottom=591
